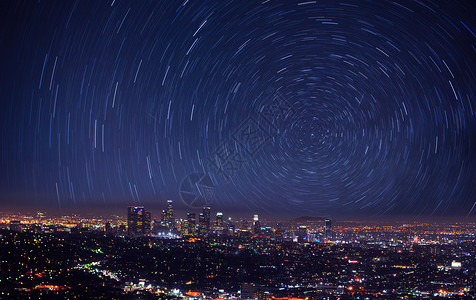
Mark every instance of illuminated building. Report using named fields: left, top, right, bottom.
left=216, top=212, right=224, bottom=236
left=160, top=210, right=166, bottom=226
left=325, top=219, right=333, bottom=241
left=167, top=200, right=173, bottom=217
left=253, top=214, right=261, bottom=235
left=275, top=223, right=284, bottom=241
left=227, top=217, right=235, bottom=236
left=241, top=283, right=255, bottom=299
left=199, top=206, right=211, bottom=236
left=127, top=206, right=151, bottom=237
left=166, top=200, right=175, bottom=229
left=451, top=261, right=462, bottom=269
left=203, top=206, right=210, bottom=229
left=187, top=212, right=196, bottom=235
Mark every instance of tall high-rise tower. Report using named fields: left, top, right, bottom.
left=203, top=206, right=211, bottom=233
left=227, top=217, right=235, bottom=236
left=187, top=212, right=196, bottom=235
left=275, top=222, right=284, bottom=241
left=161, top=209, right=167, bottom=226
left=166, top=200, right=175, bottom=229
left=216, top=212, right=224, bottom=236
left=199, top=206, right=211, bottom=236
left=127, top=206, right=151, bottom=237
left=253, top=214, right=261, bottom=235
left=167, top=200, right=173, bottom=218
left=324, top=219, right=333, bottom=241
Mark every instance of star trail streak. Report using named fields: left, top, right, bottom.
left=0, top=0, right=475, bottom=217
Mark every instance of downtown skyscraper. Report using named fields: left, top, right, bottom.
left=127, top=206, right=151, bottom=237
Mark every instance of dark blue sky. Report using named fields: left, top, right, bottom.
left=0, top=0, right=475, bottom=218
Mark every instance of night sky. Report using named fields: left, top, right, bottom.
left=0, top=0, right=475, bottom=218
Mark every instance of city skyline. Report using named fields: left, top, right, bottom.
left=2, top=204, right=475, bottom=238
left=1, top=200, right=474, bottom=224
left=0, top=204, right=474, bottom=298
left=1, top=198, right=475, bottom=223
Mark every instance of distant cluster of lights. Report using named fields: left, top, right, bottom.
left=153, top=232, right=180, bottom=239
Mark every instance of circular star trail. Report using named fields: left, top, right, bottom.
left=0, top=0, right=475, bottom=217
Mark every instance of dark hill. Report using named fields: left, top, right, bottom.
left=289, top=216, right=328, bottom=225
